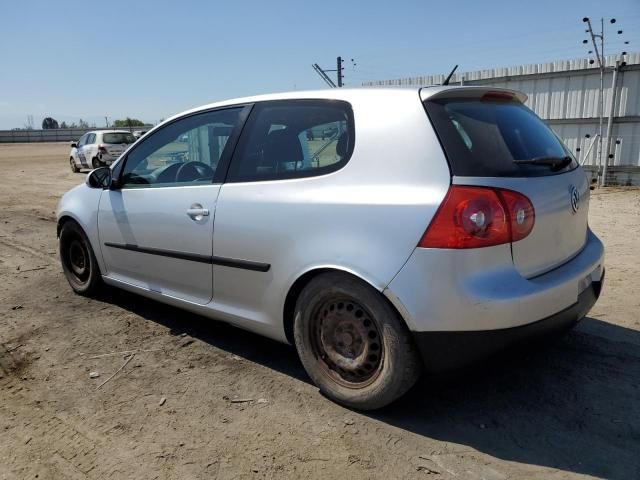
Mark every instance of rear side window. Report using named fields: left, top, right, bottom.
left=104, top=132, right=136, bottom=144
left=227, top=100, right=354, bottom=182
left=424, top=98, right=578, bottom=177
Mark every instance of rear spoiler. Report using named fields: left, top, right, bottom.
left=420, top=86, right=527, bottom=104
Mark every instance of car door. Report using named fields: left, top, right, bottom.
left=84, top=133, right=96, bottom=165
left=80, top=133, right=92, bottom=165
left=97, top=106, right=249, bottom=305
left=75, top=134, right=88, bottom=167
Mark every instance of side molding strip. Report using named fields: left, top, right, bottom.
left=104, top=242, right=270, bottom=272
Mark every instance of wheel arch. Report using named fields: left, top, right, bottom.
left=282, top=266, right=410, bottom=345
left=57, top=214, right=79, bottom=238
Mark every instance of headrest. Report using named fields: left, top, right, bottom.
left=263, top=129, right=303, bottom=168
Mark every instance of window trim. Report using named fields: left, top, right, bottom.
left=112, top=104, right=253, bottom=189
left=223, top=99, right=356, bottom=184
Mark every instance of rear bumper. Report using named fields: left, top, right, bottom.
left=98, top=153, right=119, bottom=164
left=411, top=273, right=603, bottom=372
left=384, top=229, right=604, bottom=332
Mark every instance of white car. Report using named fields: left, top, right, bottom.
left=69, top=130, right=136, bottom=172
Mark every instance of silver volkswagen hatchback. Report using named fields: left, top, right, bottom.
left=57, top=87, right=604, bottom=410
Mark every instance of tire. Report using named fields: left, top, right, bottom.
left=92, top=157, right=101, bottom=169
left=59, top=221, right=101, bottom=296
left=70, top=157, right=79, bottom=173
left=293, top=272, right=421, bottom=410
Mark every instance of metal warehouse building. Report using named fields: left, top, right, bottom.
left=364, top=52, right=640, bottom=185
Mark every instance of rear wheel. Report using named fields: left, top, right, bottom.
left=69, top=157, right=79, bottom=173
left=59, top=221, right=101, bottom=296
left=293, top=272, right=421, bottom=410
left=92, top=157, right=101, bottom=169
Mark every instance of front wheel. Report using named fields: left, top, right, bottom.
left=293, top=272, right=421, bottom=410
left=59, top=221, right=101, bottom=296
left=70, top=157, right=79, bottom=173
left=92, top=157, right=101, bottom=169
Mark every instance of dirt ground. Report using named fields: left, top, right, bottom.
left=1, top=142, right=639, bottom=480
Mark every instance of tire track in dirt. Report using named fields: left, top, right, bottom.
left=1, top=378, right=127, bottom=479
left=0, top=237, right=58, bottom=265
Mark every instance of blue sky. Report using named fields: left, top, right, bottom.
left=0, top=0, right=638, bottom=129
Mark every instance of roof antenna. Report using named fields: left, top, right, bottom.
left=442, top=64, right=459, bottom=85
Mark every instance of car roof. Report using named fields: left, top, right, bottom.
left=163, top=87, right=420, bottom=122
left=157, top=85, right=526, bottom=129
left=82, top=130, right=133, bottom=136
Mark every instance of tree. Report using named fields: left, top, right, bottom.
left=112, top=117, right=146, bottom=128
left=42, top=117, right=59, bottom=129
left=77, top=118, right=89, bottom=128
left=60, top=121, right=69, bottom=129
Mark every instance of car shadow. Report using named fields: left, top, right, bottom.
left=97, top=288, right=640, bottom=479
left=96, top=288, right=309, bottom=382
left=370, top=318, right=640, bottom=479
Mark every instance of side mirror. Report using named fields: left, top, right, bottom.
left=70, top=142, right=77, bottom=148
left=86, top=166, right=112, bottom=189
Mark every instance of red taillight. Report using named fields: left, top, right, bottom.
left=98, top=144, right=108, bottom=153
left=419, top=185, right=535, bottom=249
left=495, top=189, right=535, bottom=241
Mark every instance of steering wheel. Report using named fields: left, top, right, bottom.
left=175, top=161, right=214, bottom=182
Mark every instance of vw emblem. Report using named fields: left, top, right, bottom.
left=570, top=186, right=580, bottom=213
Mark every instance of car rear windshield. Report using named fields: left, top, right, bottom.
left=103, top=132, right=136, bottom=144
left=423, top=97, right=578, bottom=177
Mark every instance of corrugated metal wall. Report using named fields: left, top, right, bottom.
left=364, top=53, right=640, bottom=167
left=0, top=126, right=153, bottom=143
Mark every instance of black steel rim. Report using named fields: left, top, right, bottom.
left=310, top=297, right=384, bottom=388
left=63, top=236, right=90, bottom=284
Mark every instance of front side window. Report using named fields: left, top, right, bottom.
left=119, top=108, right=244, bottom=188
left=228, top=100, right=354, bottom=182
left=77, top=134, right=88, bottom=147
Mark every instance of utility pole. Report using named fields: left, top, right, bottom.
left=312, top=56, right=353, bottom=88
left=582, top=16, right=629, bottom=186
left=583, top=17, right=605, bottom=186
